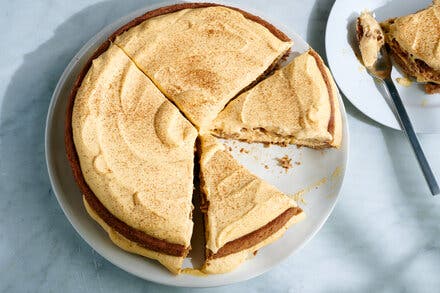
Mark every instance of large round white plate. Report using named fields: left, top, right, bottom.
left=326, top=0, right=440, bottom=133
left=45, top=1, right=349, bottom=287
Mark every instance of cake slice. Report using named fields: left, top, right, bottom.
left=210, top=49, right=342, bottom=148
left=114, top=4, right=292, bottom=130
left=198, top=135, right=305, bottom=274
left=67, top=44, right=198, bottom=274
left=381, top=1, right=440, bottom=93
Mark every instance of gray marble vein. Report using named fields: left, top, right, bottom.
left=1, top=0, right=440, bottom=292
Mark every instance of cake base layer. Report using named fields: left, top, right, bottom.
left=212, top=128, right=333, bottom=149
left=425, top=83, right=440, bottom=94
left=202, top=208, right=305, bottom=274
left=83, top=197, right=186, bottom=274
left=388, top=39, right=440, bottom=83
left=82, top=192, right=189, bottom=257
left=208, top=207, right=303, bottom=259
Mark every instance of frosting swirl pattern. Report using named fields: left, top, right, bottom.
left=114, top=6, right=292, bottom=130
left=72, top=44, right=197, bottom=246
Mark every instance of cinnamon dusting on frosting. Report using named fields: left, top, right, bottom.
left=381, top=2, right=440, bottom=71
left=72, top=44, right=197, bottom=247
left=114, top=6, right=292, bottom=130
left=211, top=50, right=342, bottom=148
left=199, top=135, right=302, bottom=257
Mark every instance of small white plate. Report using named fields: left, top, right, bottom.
left=45, top=1, right=349, bottom=287
left=326, top=0, right=440, bottom=133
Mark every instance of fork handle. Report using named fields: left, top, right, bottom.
left=384, top=77, right=439, bottom=195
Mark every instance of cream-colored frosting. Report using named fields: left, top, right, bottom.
left=199, top=135, right=301, bottom=254
left=357, top=11, right=384, bottom=68
left=72, top=44, right=197, bottom=247
left=202, top=210, right=305, bottom=274
left=114, top=6, right=292, bottom=130
left=211, top=50, right=341, bottom=148
left=383, top=2, right=440, bottom=71
left=83, top=197, right=185, bottom=274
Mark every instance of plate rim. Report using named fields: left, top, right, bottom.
left=325, top=0, right=439, bottom=134
left=45, top=1, right=350, bottom=287
left=325, top=0, right=401, bottom=132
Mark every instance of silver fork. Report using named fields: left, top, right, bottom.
left=365, top=46, right=439, bottom=196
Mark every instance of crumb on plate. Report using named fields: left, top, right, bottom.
left=276, top=155, right=292, bottom=172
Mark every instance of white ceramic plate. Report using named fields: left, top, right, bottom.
left=326, top=0, right=440, bottom=133
left=45, top=1, right=349, bottom=287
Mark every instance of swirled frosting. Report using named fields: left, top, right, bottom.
left=383, top=1, right=440, bottom=71
left=114, top=6, right=292, bottom=130
left=72, top=44, right=197, bottom=247
left=199, top=135, right=300, bottom=254
left=211, top=50, right=342, bottom=148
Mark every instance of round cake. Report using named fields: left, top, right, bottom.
left=65, top=2, right=342, bottom=275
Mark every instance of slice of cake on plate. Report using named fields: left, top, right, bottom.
left=210, top=49, right=342, bottom=148
left=381, top=1, right=440, bottom=94
left=198, top=135, right=305, bottom=274
left=114, top=4, right=292, bottom=130
left=66, top=44, right=197, bottom=274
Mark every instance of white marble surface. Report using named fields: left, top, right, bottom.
left=1, top=0, right=440, bottom=292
